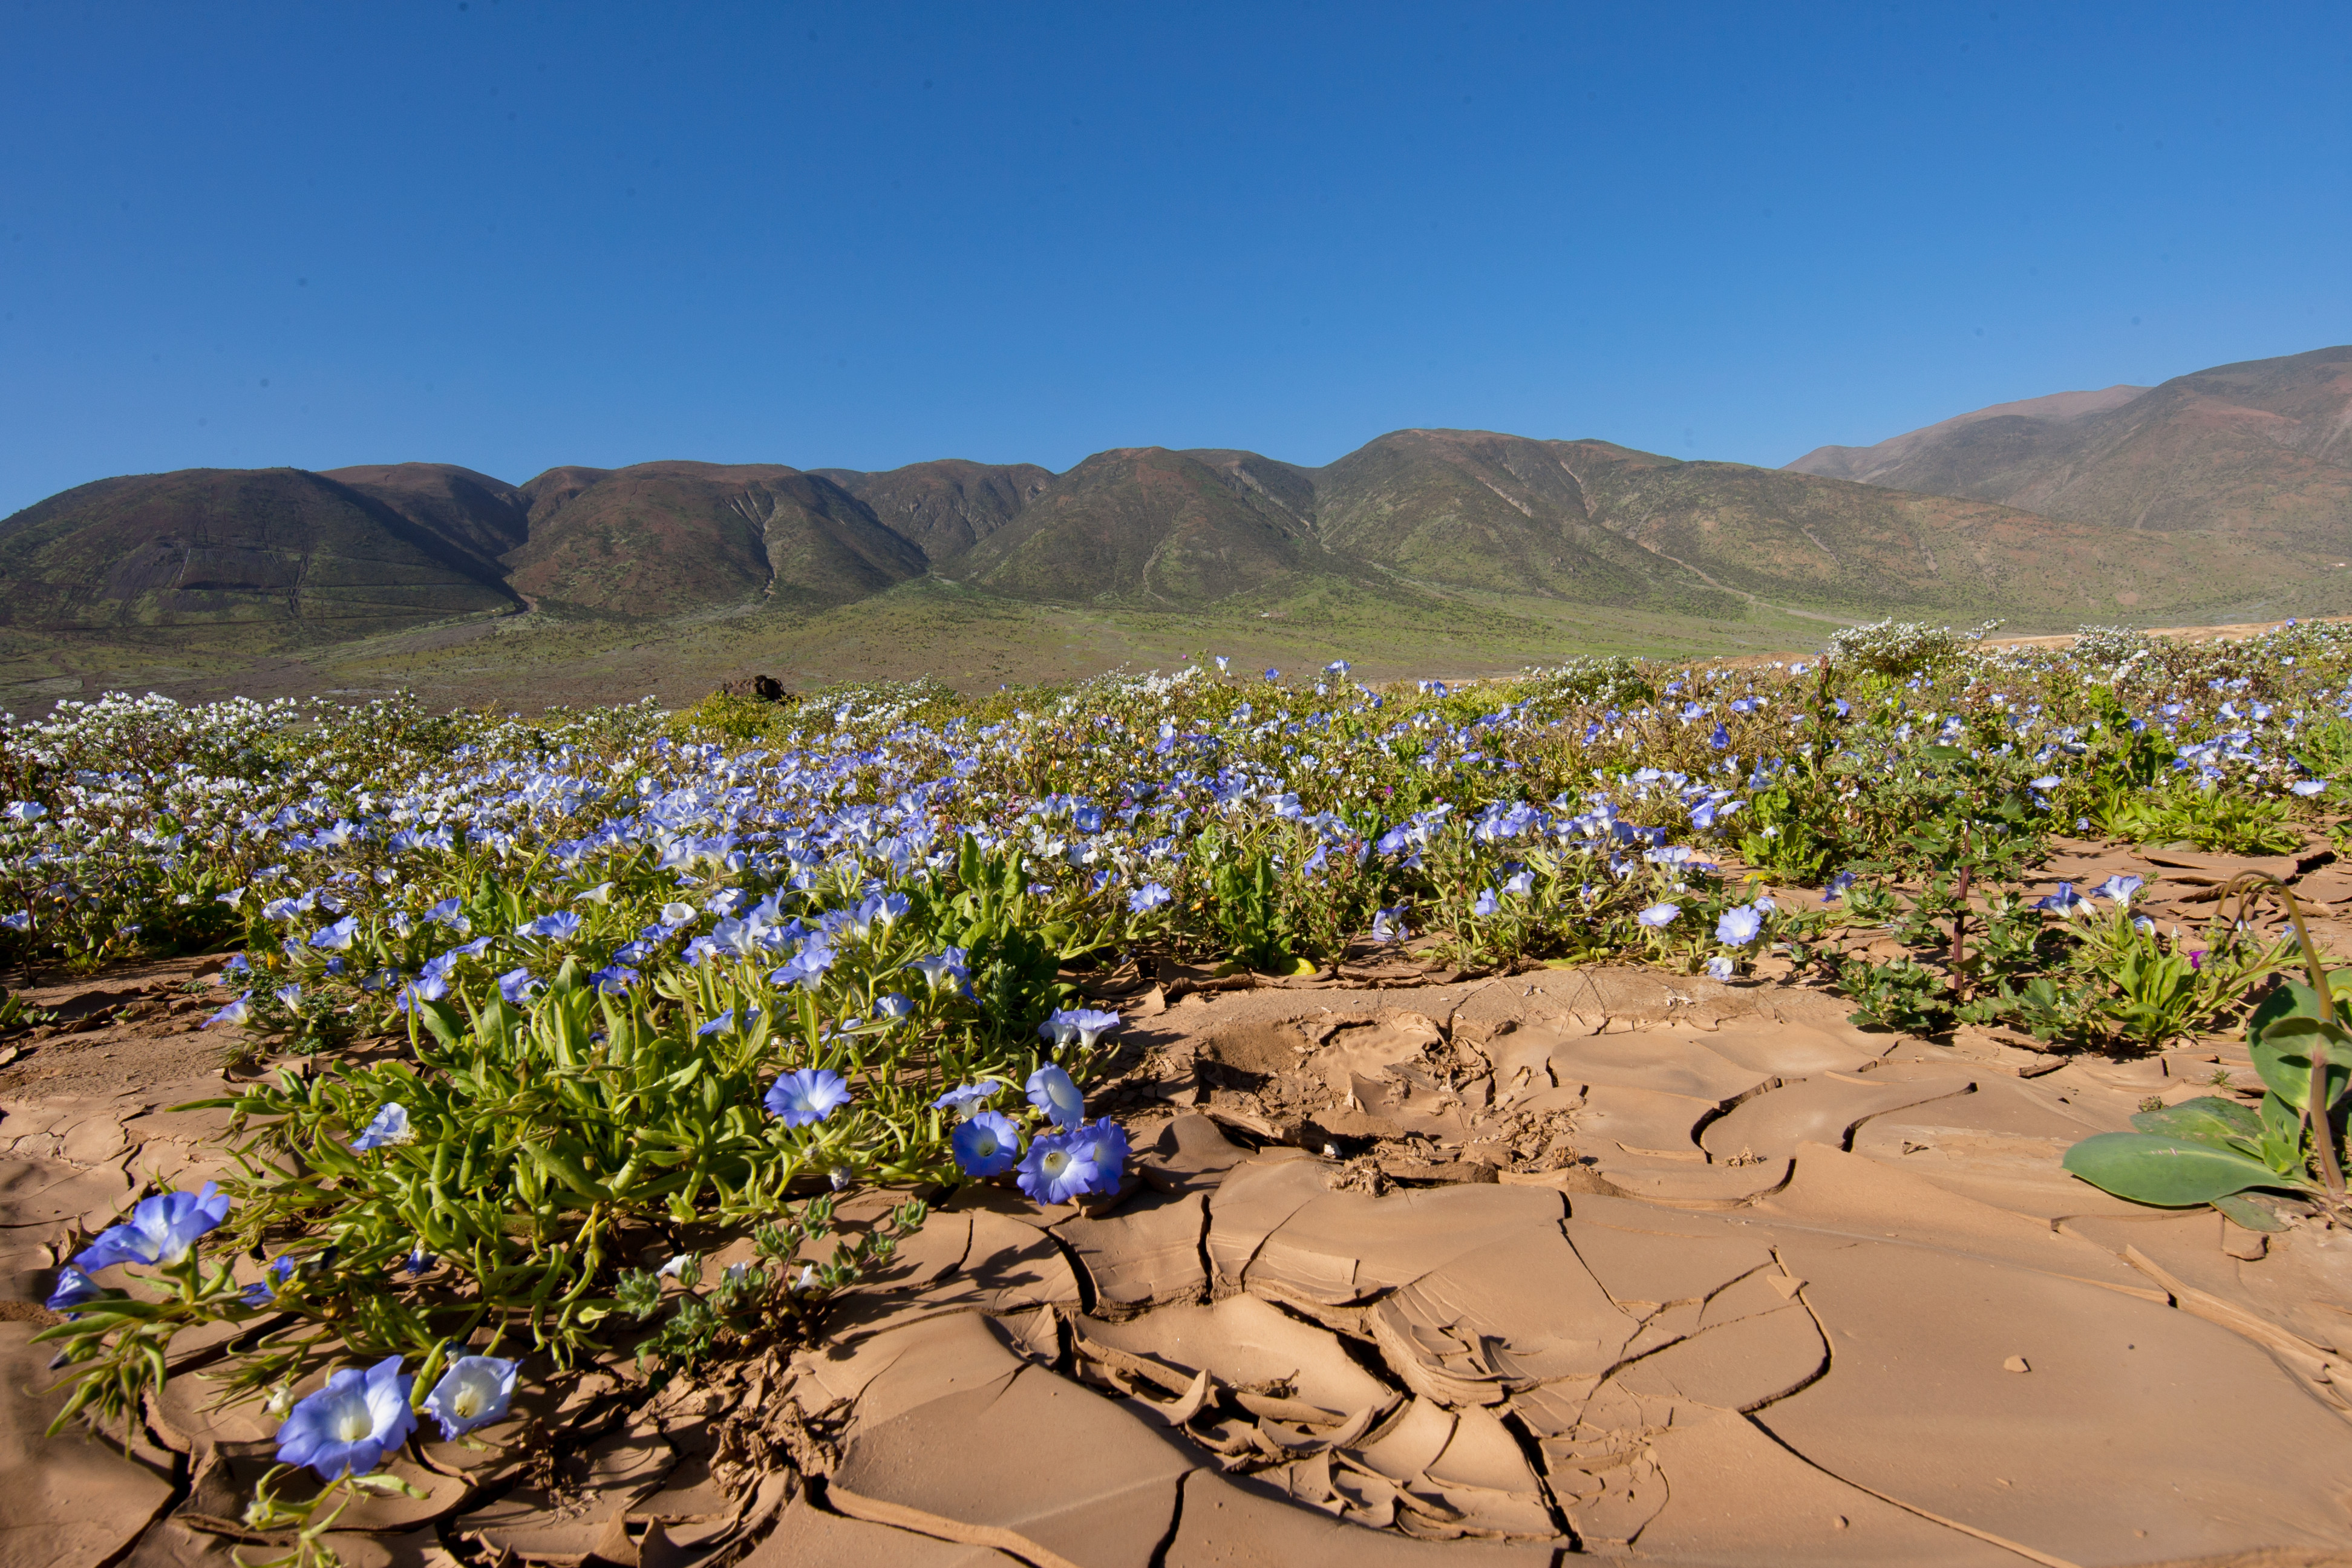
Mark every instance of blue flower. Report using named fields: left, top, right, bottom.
left=497, top=967, right=538, bottom=1005
left=1016, top=1119, right=1128, bottom=1206
left=590, top=964, right=639, bottom=995
left=75, top=1183, right=231, bottom=1272
left=1026, top=1063, right=1086, bottom=1128
left=952, top=1110, right=1025, bottom=1177
left=2033, top=882, right=2089, bottom=915
left=2092, top=874, right=2145, bottom=907
left=932, top=1079, right=1004, bottom=1118
left=203, top=995, right=250, bottom=1028
left=273, top=983, right=302, bottom=1007
left=531, top=910, right=584, bottom=942
left=351, top=1103, right=413, bottom=1151
left=423, top=1355, right=519, bottom=1440
left=1636, top=902, right=1680, bottom=928
left=1371, top=906, right=1411, bottom=944
left=275, top=1356, right=417, bottom=1480
left=1704, top=955, right=1736, bottom=982
left=1714, top=904, right=1763, bottom=946
left=1823, top=871, right=1858, bottom=903
left=1128, top=882, right=1172, bottom=914
left=1472, top=889, right=1500, bottom=918
left=1501, top=870, right=1535, bottom=897
left=2293, top=779, right=2330, bottom=797
left=309, top=915, right=360, bottom=951
left=874, top=992, right=915, bottom=1022
left=45, top=1264, right=106, bottom=1313
left=765, top=1068, right=852, bottom=1128
left=241, top=1253, right=300, bottom=1305
left=1264, top=668, right=1280, bottom=681
left=1708, top=723, right=1730, bottom=750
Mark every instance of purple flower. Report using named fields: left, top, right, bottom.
left=423, top=1355, right=519, bottom=1440
left=275, top=1356, right=416, bottom=1480
left=765, top=1068, right=852, bottom=1128
left=952, top=1111, right=1025, bottom=1178
left=1025, top=1063, right=1086, bottom=1129
left=1016, top=1119, right=1129, bottom=1206
left=75, top=1183, right=232, bottom=1272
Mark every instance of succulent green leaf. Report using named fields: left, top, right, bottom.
left=2060, top=1131, right=2308, bottom=1206
left=2251, top=1016, right=2352, bottom=1111
left=2212, top=1193, right=2292, bottom=1232
left=2128, top=1095, right=2261, bottom=1148
left=2246, top=972, right=2352, bottom=1043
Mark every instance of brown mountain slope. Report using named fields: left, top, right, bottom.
left=502, top=462, right=926, bottom=616
left=945, top=447, right=1320, bottom=603
left=321, top=462, right=529, bottom=563
left=1310, top=429, right=1699, bottom=608
left=0, top=468, right=520, bottom=630
left=1784, top=346, right=2352, bottom=554
left=809, top=460, right=1051, bottom=564
left=1789, top=386, right=2150, bottom=485
left=1557, top=442, right=2296, bottom=622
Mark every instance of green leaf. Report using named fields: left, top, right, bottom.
left=2128, top=1095, right=2261, bottom=1148
left=2245, top=972, right=2352, bottom=1043
left=2212, top=1193, right=2292, bottom=1233
left=2061, top=1131, right=2309, bottom=1206
left=2251, top=1017, right=2352, bottom=1112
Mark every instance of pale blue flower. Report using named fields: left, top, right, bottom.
left=1026, top=1063, right=1086, bottom=1128
left=2093, top=874, right=2145, bottom=907
left=909, top=947, right=970, bottom=991
left=1704, top=955, right=1736, bottom=982
left=275, top=1356, right=416, bottom=1480
left=765, top=1068, right=852, bottom=1128
left=1501, top=870, right=1535, bottom=897
left=952, top=1110, right=1025, bottom=1177
left=932, top=1079, right=1004, bottom=1118
left=1371, top=906, right=1410, bottom=944
left=531, top=910, right=584, bottom=942
left=1128, top=882, right=1172, bottom=914
left=1714, top=904, right=1763, bottom=946
left=352, top=1103, right=413, bottom=1151
left=310, top=916, right=360, bottom=951
left=1472, top=889, right=1500, bottom=917
left=497, top=967, right=537, bottom=1004
left=1636, top=902, right=1680, bottom=927
left=423, top=1355, right=519, bottom=1440
left=2034, top=882, right=2089, bottom=915
left=203, top=996, right=250, bottom=1028
left=76, top=1183, right=231, bottom=1272
left=874, top=992, right=915, bottom=1022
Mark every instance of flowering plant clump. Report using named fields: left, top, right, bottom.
left=16, top=625, right=2352, bottom=1488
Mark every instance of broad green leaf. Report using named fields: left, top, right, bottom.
left=2061, top=1131, right=2307, bottom=1206
left=2212, top=1193, right=2292, bottom=1233
left=2251, top=1017, right=2352, bottom=1112
left=2128, top=1096, right=2261, bottom=1148
left=2246, top=971, right=2352, bottom=1043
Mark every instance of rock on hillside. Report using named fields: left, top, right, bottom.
left=0, top=467, right=520, bottom=630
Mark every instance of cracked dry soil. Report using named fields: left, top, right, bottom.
left=5, top=944, right=2352, bottom=1568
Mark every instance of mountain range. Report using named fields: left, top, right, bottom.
left=4, top=345, right=2348, bottom=660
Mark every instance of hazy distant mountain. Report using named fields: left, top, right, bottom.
left=13, top=361, right=2350, bottom=651
left=1786, top=346, right=2352, bottom=552
left=0, top=467, right=518, bottom=631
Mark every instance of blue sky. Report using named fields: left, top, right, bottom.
left=2, top=1, right=2347, bottom=515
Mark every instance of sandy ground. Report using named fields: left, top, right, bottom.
left=6, top=877, right=2352, bottom=1566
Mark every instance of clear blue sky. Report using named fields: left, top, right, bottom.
left=3, top=1, right=2348, bottom=515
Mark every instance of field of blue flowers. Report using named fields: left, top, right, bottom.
left=10, top=618, right=2351, bottom=1559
